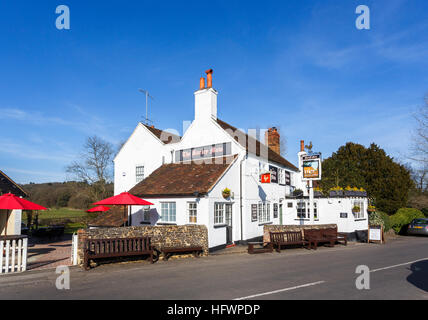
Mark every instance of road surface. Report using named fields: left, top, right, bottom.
left=0, top=236, right=427, bottom=300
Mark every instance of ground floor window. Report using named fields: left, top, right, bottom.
left=297, top=201, right=318, bottom=219
left=313, top=202, right=318, bottom=220
left=160, top=202, right=176, bottom=223
left=188, top=202, right=197, bottom=223
left=297, top=201, right=307, bottom=218
left=352, top=200, right=365, bottom=219
left=214, top=203, right=225, bottom=225
left=143, top=207, right=151, bottom=222
left=258, top=201, right=270, bottom=223
left=215, top=203, right=232, bottom=225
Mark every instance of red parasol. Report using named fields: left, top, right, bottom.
left=93, top=192, right=153, bottom=226
left=0, top=193, right=47, bottom=236
left=86, top=205, right=110, bottom=213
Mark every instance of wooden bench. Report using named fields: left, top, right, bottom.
left=269, top=231, right=308, bottom=253
left=304, top=229, right=331, bottom=250
left=84, top=237, right=155, bottom=270
left=247, top=242, right=273, bottom=254
left=161, top=246, right=203, bottom=261
left=322, top=227, right=348, bottom=246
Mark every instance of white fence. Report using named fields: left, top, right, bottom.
left=0, top=236, right=28, bottom=274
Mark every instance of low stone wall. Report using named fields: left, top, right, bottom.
left=263, top=224, right=337, bottom=243
left=77, top=225, right=208, bottom=265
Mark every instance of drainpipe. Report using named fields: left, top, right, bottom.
left=240, top=154, right=246, bottom=243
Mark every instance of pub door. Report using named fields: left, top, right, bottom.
left=225, top=203, right=233, bottom=244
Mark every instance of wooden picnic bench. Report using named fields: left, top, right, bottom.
left=247, top=242, right=273, bottom=254
left=161, top=246, right=203, bottom=261
left=269, top=231, right=309, bottom=253
left=84, top=236, right=155, bottom=270
left=304, top=228, right=347, bottom=250
left=321, top=227, right=348, bottom=246
left=304, top=229, right=332, bottom=250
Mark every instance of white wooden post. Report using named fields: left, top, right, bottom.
left=22, top=238, right=28, bottom=272
left=17, top=238, right=22, bottom=272
left=0, top=240, right=3, bottom=273
left=5, top=240, right=10, bottom=273
left=11, top=240, right=16, bottom=273
left=71, top=233, right=78, bottom=265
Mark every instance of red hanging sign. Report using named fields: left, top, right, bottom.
left=260, top=173, right=271, bottom=183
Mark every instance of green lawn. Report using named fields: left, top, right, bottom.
left=22, top=207, right=88, bottom=220
left=22, top=207, right=91, bottom=234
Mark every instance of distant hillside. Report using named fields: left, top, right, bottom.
left=21, top=181, right=113, bottom=209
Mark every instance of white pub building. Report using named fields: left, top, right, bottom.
left=114, top=69, right=368, bottom=250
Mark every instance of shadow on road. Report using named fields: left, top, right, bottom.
left=407, top=259, right=428, bottom=292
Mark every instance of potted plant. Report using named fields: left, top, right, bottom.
left=222, top=188, right=231, bottom=199
left=329, top=186, right=343, bottom=197
left=293, top=188, right=304, bottom=197
left=352, top=205, right=361, bottom=213
left=367, top=205, right=376, bottom=213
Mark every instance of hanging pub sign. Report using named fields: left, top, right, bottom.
left=269, top=165, right=278, bottom=183
left=175, top=142, right=231, bottom=162
left=302, top=153, right=322, bottom=181
left=260, top=173, right=271, bottom=183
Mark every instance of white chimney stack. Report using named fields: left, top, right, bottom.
left=194, top=69, right=217, bottom=121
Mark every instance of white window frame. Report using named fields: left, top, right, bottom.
left=353, top=200, right=365, bottom=219
left=297, top=200, right=307, bottom=219
left=214, top=203, right=225, bottom=225
left=136, top=165, right=145, bottom=183
left=258, top=201, right=271, bottom=223
left=160, top=202, right=176, bottom=223
left=188, top=202, right=197, bottom=224
left=313, top=201, right=318, bottom=220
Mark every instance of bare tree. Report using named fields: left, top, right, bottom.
left=66, top=136, right=114, bottom=201
left=411, top=94, right=428, bottom=163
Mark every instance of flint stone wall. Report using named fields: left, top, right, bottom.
left=77, top=225, right=208, bottom=265
left=263, top=224, right=337, bottom=243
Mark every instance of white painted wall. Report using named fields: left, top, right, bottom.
left=0, top=209, right=22, bottom=236
left=114, top=123, right=170, bottom=195
left=282, top=197, right=369, bottom=233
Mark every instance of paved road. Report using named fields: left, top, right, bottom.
left=0, top=236, right=427, bottom=300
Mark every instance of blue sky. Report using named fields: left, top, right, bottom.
left=1, top=0, right=427, bottom=183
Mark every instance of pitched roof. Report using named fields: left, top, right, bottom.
left=143, top=124, right=181, bottom=144
left=216, top=119, right=298, bottom=171
left=0, top=170, right=27, bottom=197
left=130, top=155, right=237, bottom=198
left=88, top=206, right=127, bottom=228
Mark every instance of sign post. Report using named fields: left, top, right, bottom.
left=301, top=153, right=322, bottom=224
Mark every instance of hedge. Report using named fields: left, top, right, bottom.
left=390, top=208, right=425, bottom=234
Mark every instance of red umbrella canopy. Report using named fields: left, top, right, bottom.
left=87, top=205, right=110, bottom=213
left=0, top=193, right=47, bottom=210
left=93, top=192, right=154, bottom=206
